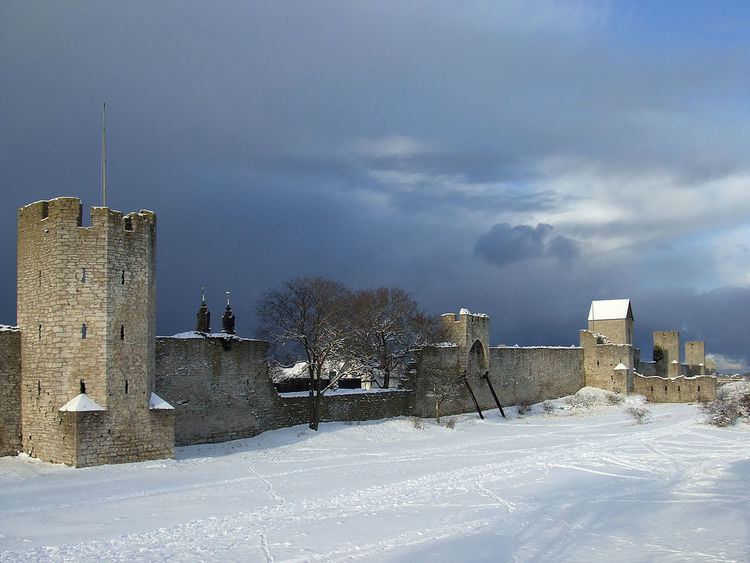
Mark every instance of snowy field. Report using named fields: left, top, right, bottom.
left=0, top=390, right=748, bottom=562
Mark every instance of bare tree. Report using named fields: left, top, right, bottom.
left=422, top=365, right=462, bottom=423
left=348, top=287, right=442, bottom=389
left=256, top=277, right=351, bottom=430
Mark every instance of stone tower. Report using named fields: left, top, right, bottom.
left=685, top=340, right=706, bottom=375
left=441, top=309, right=490, bottom=376
left=17, top=197, right=173, bottom=467
left=653, top=330, right=680, bottom=377
left=587, top=299, right=634, bottom=345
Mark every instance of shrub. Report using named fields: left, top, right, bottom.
left=625, top=406, right=650, bottom=424
left=543, top=400, right=555, bottom=413
left=605, top=392, right=624, bottom=405
left=702, top=382, right=750, bottom=427
left=411, top=416, right=425, bottom=430
left=516, top=401, right=532, bottom=415
left=445, top=417, right=456, bottom=429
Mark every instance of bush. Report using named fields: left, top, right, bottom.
left=626, top=406, right=650, bottom=424
left=605, top=392, right=624, bottom=405
left=543, top=400, right=555, bottom=413
left=445, top=417, right=456, bottom=429
left=702, top=382, right=750, bottom=427
left=516, top=401, right=532, bottom=415
left=410, top=416, right=425, bottom=430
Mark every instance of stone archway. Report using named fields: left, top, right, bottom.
left=466, top=340, right=488, bottom=377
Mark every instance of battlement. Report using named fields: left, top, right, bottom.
left=18, top=197, right=155, bottom=238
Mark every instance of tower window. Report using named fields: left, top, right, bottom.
left=125, top=380, right=129, bottom=394
left=81, top=268, right=86, bottom=283
left=38, top=324, right=41, bottom=340
left=121, top=270, right=126, bottom=285
left=80, top=379, right=86, bottom=394
left=120, top=324, right=125, bottom=340
left=39, top=271, right=42, bottom=286
left=41, top=202, right=49, bottom=219
left=124, top=217, right=133, bottom=231
left=81, top=323, right=87, bottom=339
left=37, top=380, right=41, bottom=398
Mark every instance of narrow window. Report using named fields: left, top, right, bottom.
left=124, top=217, right=133, bottom=231
left=38, top=324, right=41, bottom=340
left=698, top=386, right=701, bottom=392
left=125, top=380, right=129, bottom=394
left=81, top=323, right=87, bottom=339
left=664, top=386, right=667, bottom=392
left=39, top=270, right=42, bottom=286
left=41, top=201, right=49, bottom=219
left=121, top=270, right=126, bottom=285
left=37, top=380, right=41, bottom=398
left=651, top=386, right=654, bottom=392
left=81, top=267, right=86, bottom=283
left=678, top=386, right=680, bottom=392
left=80, top=379, right=86, bottom=394
left=120, top=324, right=125, bottom=340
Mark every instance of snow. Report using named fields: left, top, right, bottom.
left=58, top=394, right=105, bottom=412
left=279, top=388, right=408, bottom=398
left=588, top=299, right=632, bottom=321
left=148, top=392, right=174, bottom=410
left=165, top=331, right=258, bottom=342
left=614, top=363, right=628, bottom=371
left=0, top=325, right=18, bottom=332
left=1, top=390, right=748, bottom=561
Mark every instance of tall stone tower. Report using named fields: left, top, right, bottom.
left=587, top=299, right=634, bottom=345
left=653, top=330, right=680, bottom=377
left=17, top=198, right=173, bottom=467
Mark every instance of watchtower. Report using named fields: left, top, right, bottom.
left=441, top=308, right=490, bottom=376
left=17, top=197, right=173, bottom=466
left=653, top=330, right=680, bottom=377
left=587, top=299, right=634, bottom=345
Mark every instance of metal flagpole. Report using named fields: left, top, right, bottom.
left=101, top=102, right=107, bottom=207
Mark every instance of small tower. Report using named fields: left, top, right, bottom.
left=196, top=287, right=211, bottom=333
left=587, top=299, right=634, bottom=345
left=440, top=308, right=490, bottom=376
left=221, top=291, right=235, bottom=335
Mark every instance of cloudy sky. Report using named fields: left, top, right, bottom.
left=2, top=1, right=750, bottom=370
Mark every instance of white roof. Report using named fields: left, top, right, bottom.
left=149, top=392, right=174, bottom=410
left=59, top=393, right=105, bottom=412
left=588, top=299, right=633, bottom=321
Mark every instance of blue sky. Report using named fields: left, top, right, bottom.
left=1, top=1, right=749, bottom=370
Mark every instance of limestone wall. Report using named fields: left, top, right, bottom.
left=653, top=331, right=680, bottom=376
left=588, top=318, right=633, bottom=345
left=633, top=374, right=716, bottom=403
left=0, top=329, right=21, bottom=456
left=411, top=344, right=584, bottom=417
left=155, top=336, right=413, bottom=446
left=580, top=330, right=634, bottom=393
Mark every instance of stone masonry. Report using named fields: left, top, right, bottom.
left=0, top=328, right=21, bottom=456
left=16, top=198, right=173, bottom=466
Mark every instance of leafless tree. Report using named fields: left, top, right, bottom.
left=422, top=365, right=463, bottom=423
left=347, top=287, right=442, bottom=389
left=256, top=277, right=352, bottom=430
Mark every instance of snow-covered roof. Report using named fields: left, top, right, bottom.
left=59, top=394, right=105, bottom=412
left=149, top=392, right=174, bottom=410
left=161, top=331, right=256, bottom=342
left=588, top=299, right=633, bottom=321
left=0, top=325, right=19, bottom=332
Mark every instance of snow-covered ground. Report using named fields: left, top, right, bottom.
left=1, top=389, right=748, bottom=562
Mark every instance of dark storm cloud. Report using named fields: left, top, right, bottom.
left=2, top=1, right=750, bottom=367
left=475, top=223, right=580, bottom=267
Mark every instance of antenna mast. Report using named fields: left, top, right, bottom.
left=101, top=102, right=107, bottom=207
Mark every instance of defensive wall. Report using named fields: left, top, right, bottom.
left=0, top=328, right=21, bottom=456
left=633, top=374, right=716, bottom=403
left=154, top=335, right=412, bottom=446
left=579, top=330, right=634, bottom=394
left=411, top=341, right=584, bottom=417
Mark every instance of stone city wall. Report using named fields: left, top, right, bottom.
left=580, top=330, right=634, bottom=393
left=155, top=336, right=414, bottom=446
left=411, top=344, right=584, bottom=417
left=633, top=374, right=716, bottom=403
left=0, top=329, right=21, bottom=456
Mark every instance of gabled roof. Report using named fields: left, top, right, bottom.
left=588, top=299, right=634, bottom=322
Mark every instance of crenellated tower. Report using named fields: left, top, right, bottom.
left=17, top=197, right=173, bottom=467
left=441, top=308, right=490, bottom=376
